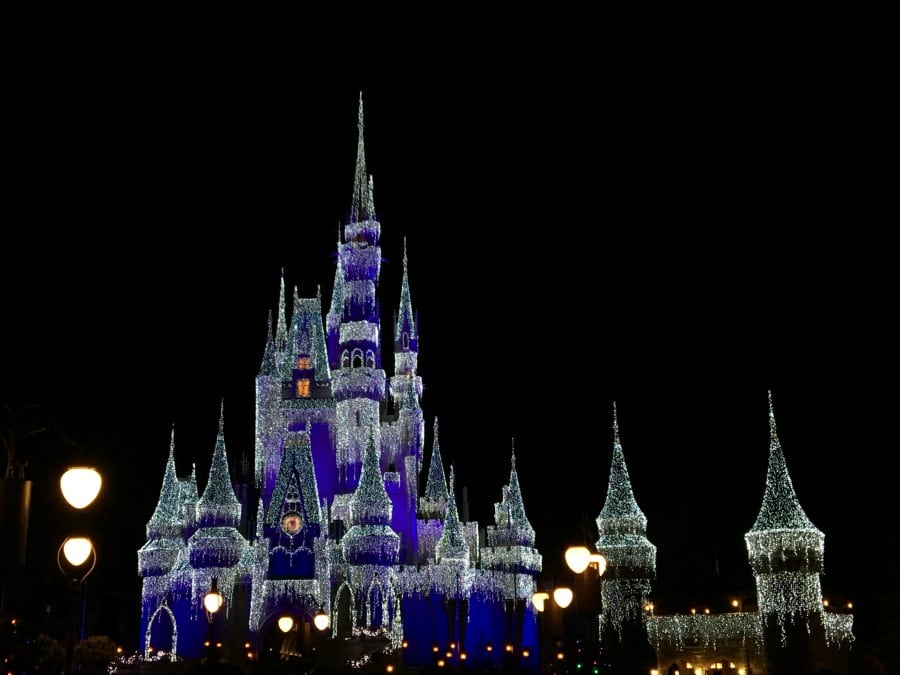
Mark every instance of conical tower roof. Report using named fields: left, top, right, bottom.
left=349, top=436, right=393, bottom=526
left=435, top=465, right=470, bottom=563
left=749, top=391, right=820, bottom=533
left=196, top=400, right=242, bottom=528
left=596, top=403, right=648, bottom=537
left=421, top=417, right=448, bottom=518
left=145, top=426, right=183, bottom=539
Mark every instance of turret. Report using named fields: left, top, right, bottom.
left=341, top=437, right=400, bottom=566
left=188, top=401, right=247, bottom=569
left=745, top=391, right=825, bottom=622
left=138, top=426, right=184, bottom=577
left=595, top=402, right=656, bottom=636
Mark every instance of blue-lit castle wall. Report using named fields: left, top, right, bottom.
left=137, top=97, right=543, bottom=671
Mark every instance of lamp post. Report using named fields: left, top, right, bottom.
left=203, top=577, right=225, bottom=661
left=58, top=466, right=102, bottom=675
left=564, top=545, right=606, bottom=672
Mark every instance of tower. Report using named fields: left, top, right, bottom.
left=595, top=402, right=657, bottom=675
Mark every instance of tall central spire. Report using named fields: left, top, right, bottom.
left=350, top=92, right=375, bottom=223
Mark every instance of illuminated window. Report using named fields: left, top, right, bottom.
left=297, top=356, right=311, bottom=369
left=296, top=379, right=310, bottom=397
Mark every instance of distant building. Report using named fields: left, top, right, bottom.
left=137, top=95, right=542, bottom=672
left=596, top=394, right=854, bottom=675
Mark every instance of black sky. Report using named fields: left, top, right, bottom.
left=4, top=3, right=894, bottom=652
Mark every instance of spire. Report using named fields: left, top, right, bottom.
left=350, top=92, right=375, bottom=223
left=749, top=391, right=820, bottom=532
left=146, top=425, right=182, bottom=538
left=504, top=439, right=534, bottom=537
left=395, top=237, right=416, bottom=341
left=197, top=399, right=242, bottom=527
left=436, top=465, right=469, bottom=562
left=422, top=417, right=449, bottom=512
left=275, top=268, right=288, bottom=352
left=259, top=310, right=276, bottom=376
left=597, top=402, right=647, bottom=534
left=349, top=435, right=392, bottom=525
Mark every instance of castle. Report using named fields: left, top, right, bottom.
left=137, top=95, right=543, bottom=671
left=137, top=96, right=855, bottom=674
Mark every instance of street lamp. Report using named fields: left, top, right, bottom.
left=59, top=467, right=102, bottom=509
left=313, top=605, right=330, bottom=632
left=204, top=578, right=225, bottom=659
left=58, top=466, right=102, bottom=675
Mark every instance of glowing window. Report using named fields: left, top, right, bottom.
left=297, top=356, right=311, bottom=369
left=296, top=379, right=310, bottom=397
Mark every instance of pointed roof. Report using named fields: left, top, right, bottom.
left=596, top=402, right=649, bottom=537
left=283, top=289, right=331, bottom=383
left=749, top=391, right=820, bottom=533
left=196, top=400, right=242, bottom=527
left=436, top=465, right=470, bottom=563
left=265, top=429, right=322, bottom=529
left=422, top=417, right=449, bottom=509
left=349, top=435, right=392, bottom=525
left=146, top=426, right=183, bottom=539
left=395, top=237, right=416, bottom=339
left=259, top=310, right=277, bottom=376
left=350, top=92, right=375, bottom=223
left=504, top=442, right=535, bottom=535
left=275, top=268, right=288, bottom=352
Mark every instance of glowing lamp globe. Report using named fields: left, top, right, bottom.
left=531, top=591, right=550, bottom=612
left=589, top=553, right=607, bottom=576
left=564, top=546, right=591, bottom=574
left=277, top=616, right=294, bottom=633
left=313, top=609, right=330, bottom=631
left=62, top=537, right=93, bottom=566
left=60, top=467, right=102, bottom=509
left=204, top=579, right=224, bottom=615
left=553, top=587, right=574, bottom=609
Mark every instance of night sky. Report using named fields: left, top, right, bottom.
left=4, top=4, right=893, bottom=656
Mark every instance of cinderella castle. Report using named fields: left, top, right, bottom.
left=137, top=95, right=542, bottom=671
left=137, top=96, right=856, bottom=674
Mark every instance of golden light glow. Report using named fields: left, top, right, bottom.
left=204, top=590, right=224, bottom=615
left=531, top=591, right=550, bottom=612
left=823, top=599, right=829, bottom=607
left=847, top=602, right=853, bottom=609
left=62, top=537, right=93, bottom=566
left=731, top=599, right=740, bottom=608
left=565, top=545, right=591, bottom=573
left=277, top=616, right=294, bottom=633
left=589, top=553, right=607, bottom=576
left=60, top=467, right=102, bottom=509
left=553, top=587, right=573, bottom=609
left=313, top=610, right=330, bottom=631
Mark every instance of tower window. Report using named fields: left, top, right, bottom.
left=402, top=333, right=409, bottom=349
left=352, top=348, right=363, bottom=368
left=356, top=410, right=361, bottom=426
left=297, top=356, right=311, bottom=369
left=341, top=351, right=350, bottom=368
left=296, top=379, right=310, bottom=397
left=366, top=351, right=375, bottom=368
